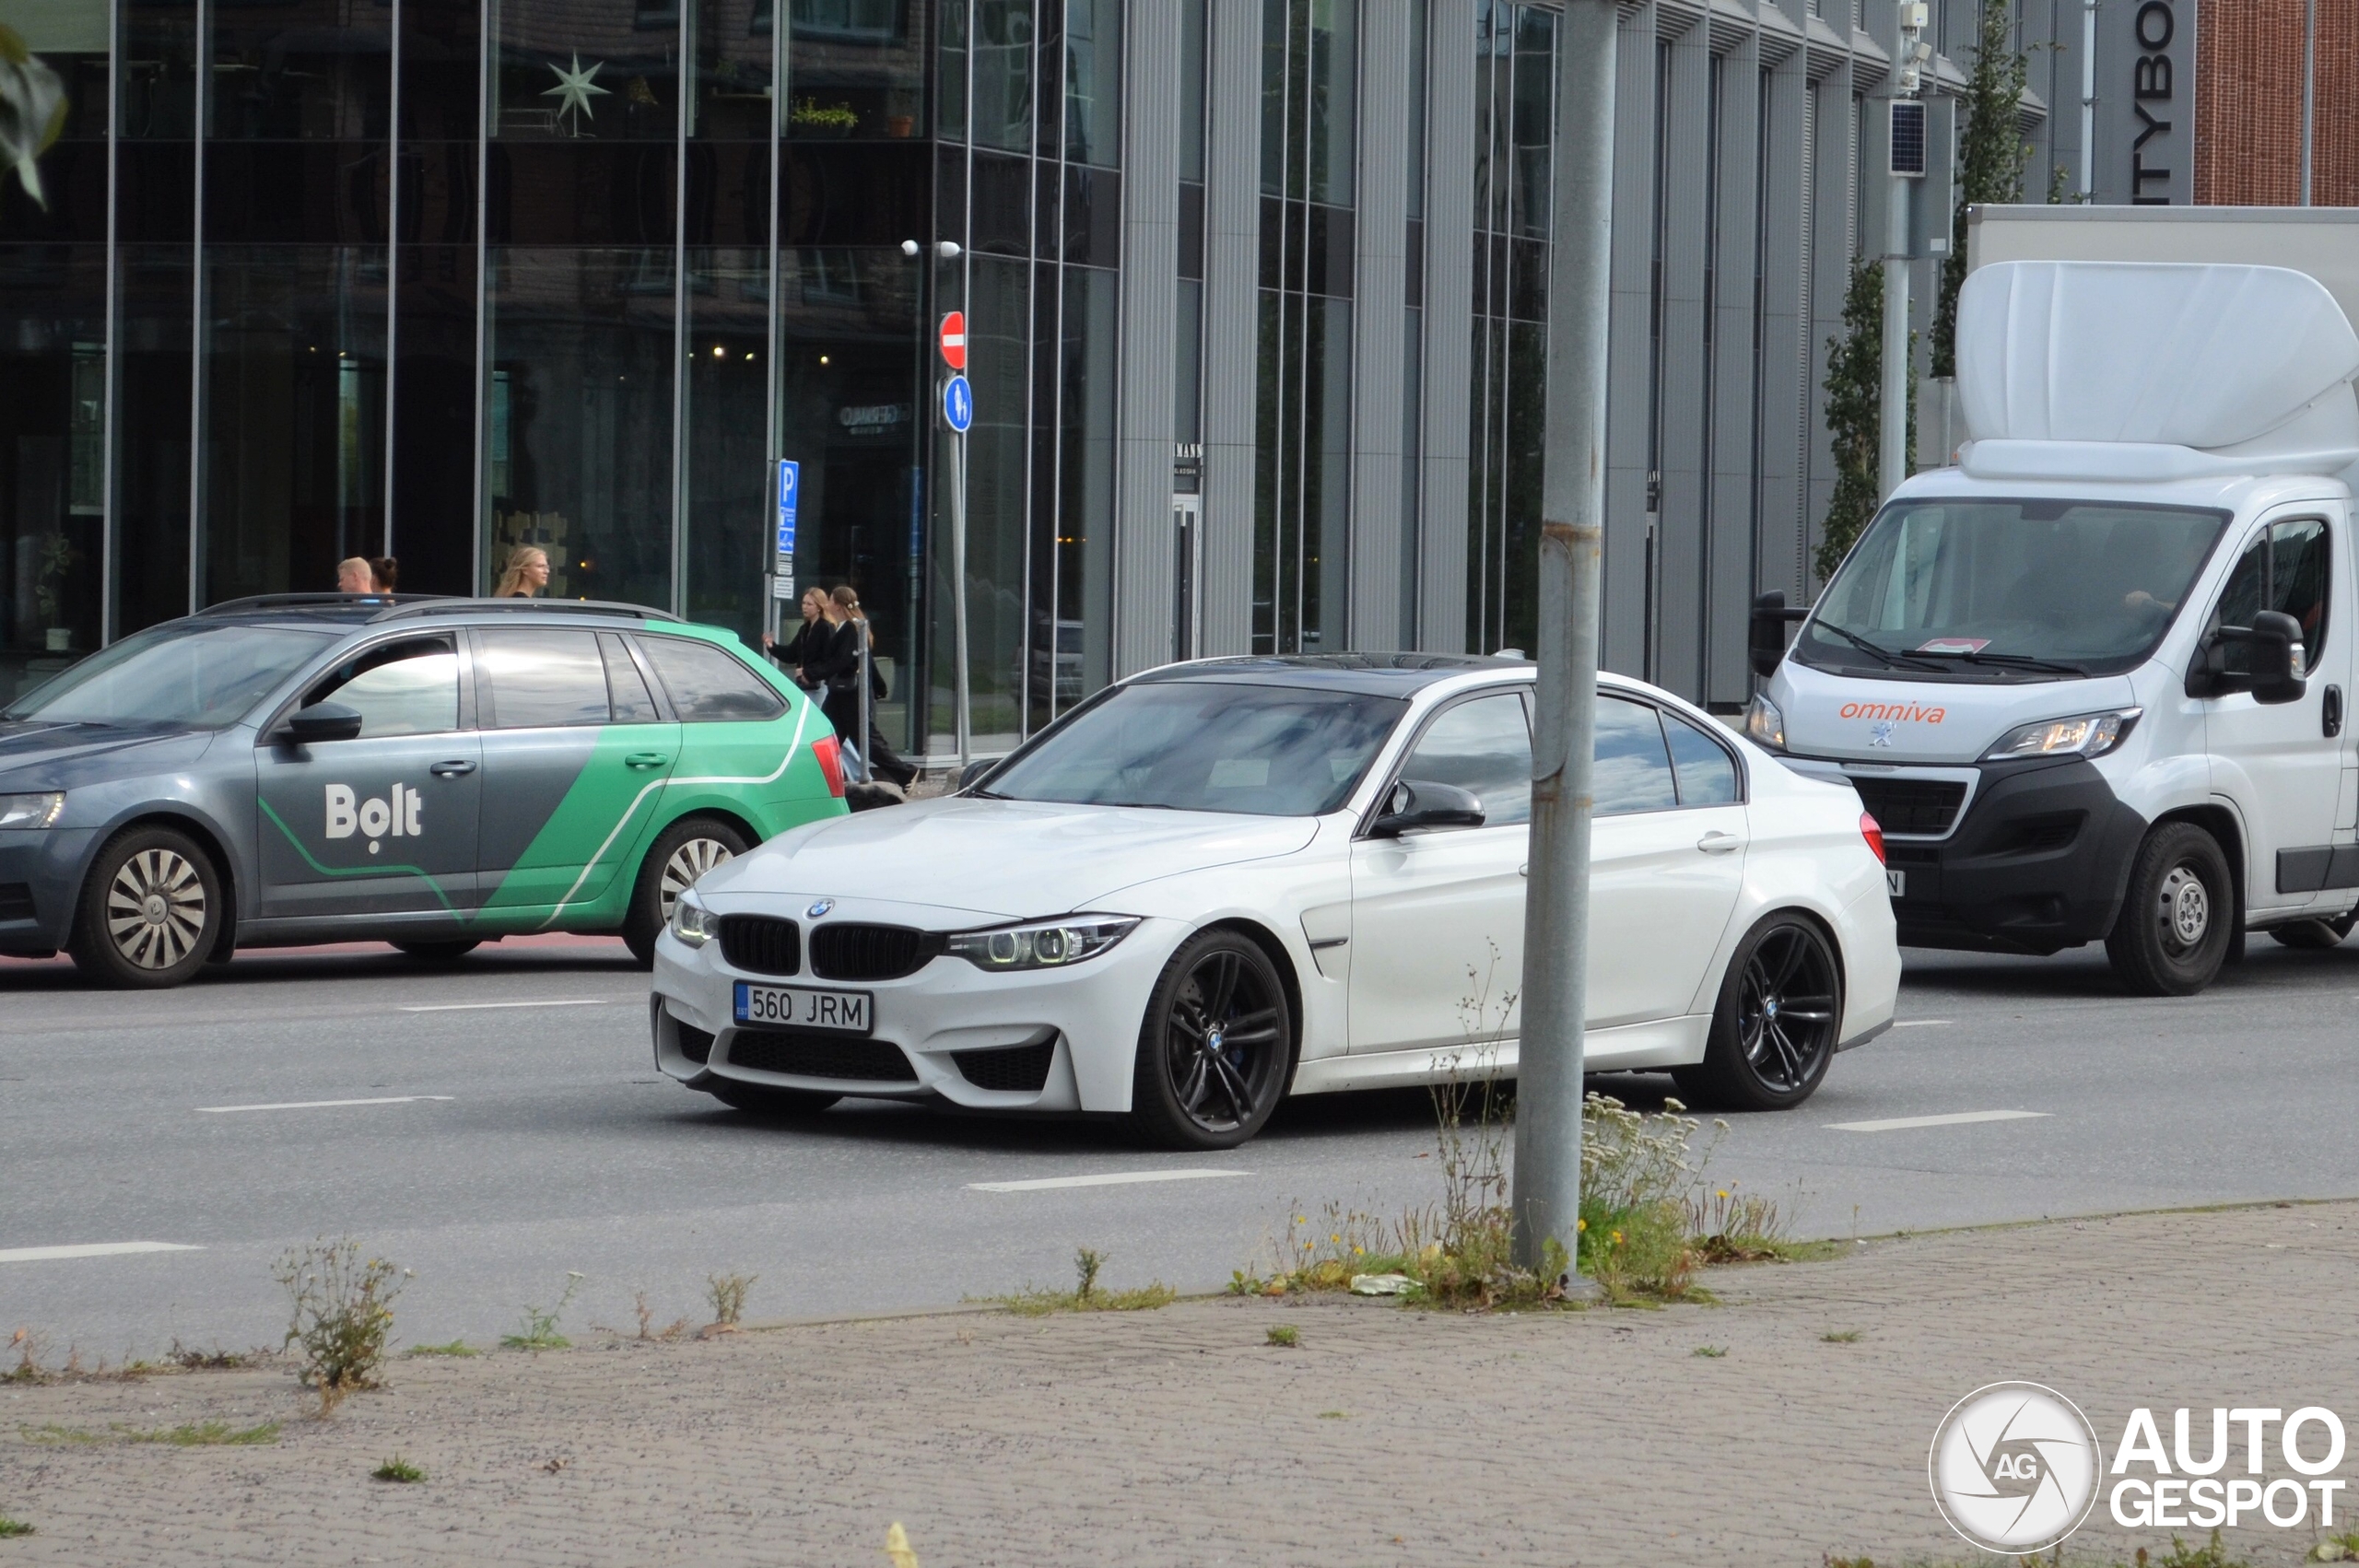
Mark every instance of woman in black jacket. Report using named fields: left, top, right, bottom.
left=821, top=585, right=918, bottom=789
left=763, top=587, right=831, bottom=694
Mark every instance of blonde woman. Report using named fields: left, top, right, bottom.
left=494, top=545, right=549, bottom=598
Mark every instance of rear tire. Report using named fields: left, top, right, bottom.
left=706, top=1080, right=840, bottom=1117
left=2105, top=823, right=2234, bottom=996
left=1673, top=912, right=1841, bottom=1112
left=66, top=825, right=224, bottom=990
left=2270, top=912, right=2355, bottom=950
left=623, top=815, right=749, bottom=966
left=391, top=939, right=482, bottom=964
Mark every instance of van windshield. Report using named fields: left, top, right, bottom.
left=1800, top=498, right=2230, bottom=680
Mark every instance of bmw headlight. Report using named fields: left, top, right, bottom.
left=1743, top=694, right=1786, bottom=751
left=945, top=915, right=1141, bottom=972
left=1982, top=708, right=2142, bottom=762
left=670, top=890, right=715, bottom=947
left=0, top=792, right=64, bottom=830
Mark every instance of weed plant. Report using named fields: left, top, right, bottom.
left=1265, top=1325, right=1298, bottom=1347
left=276, top=1238, right=406, bottom=1413
left=991, top=1248, right=1176, bottom=1316
left=23, top=1421, right=279, bottom=1446
left=404, top=1340, right=476, bottom=1358
left=704, top=1273, right=757, bottom=1328
left=372, top=1456, right=427, bottom=1483
left=0, top=1516, right=29, bottom=1538
left=502, top=1273, right=582, bottom=1351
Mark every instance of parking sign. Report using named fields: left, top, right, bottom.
left=775, top=460, right=798, bottom=583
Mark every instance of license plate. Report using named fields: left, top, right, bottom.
left=734, top=981, right=872, bottom=1035
left=1886, top=869, right=1907, bottom=898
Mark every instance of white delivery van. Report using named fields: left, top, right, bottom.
left=1748, top=207, right=2359, bottom=997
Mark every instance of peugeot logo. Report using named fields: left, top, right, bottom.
left=807, top=898, right=835, bottom=919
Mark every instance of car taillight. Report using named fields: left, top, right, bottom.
left=1860, top=812, right=1886, bottom=866
left=812, top=734, right=846, bottom=798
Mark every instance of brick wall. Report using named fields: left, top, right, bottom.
left=2196, top=0, right=2359, bottom=205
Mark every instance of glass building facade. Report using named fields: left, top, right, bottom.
left=0, top=0, right=2084, bottom=749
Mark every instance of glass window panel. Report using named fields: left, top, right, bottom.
left=1062, top=0, right=1119, bottom=167
left=1405, top=0, right=1426, bottom=219
left=2270, top=519, right=2331, bottom=664
left=683, top=248, right=774, bottom=646
left=1594, top=696, right=1679, bottom=815
left=0, top=241, right=108, bottom=696
left=1180, top=0, right=1207, bottom=182
left=1060, top=265, right=1116, bottom=697
left=209, top=0, right=388, bottom=141
left=1305, top=295, right=1349, bottom=650
left=308, top=638, right=463, bottom=738
left=113, top=242, right=195, bottom=636
left=1665, top=713, right=1740, bottom=805
left=478, top=627, right=613, bottom=726
left=1307, top=0, right=1355, bottom=205
left=392, top=243, right=483, bottom=594
left=202, top=246, right=388, bottom=606
left=933, top=252, right=1027, bottom=754
left=600, top=631, right=661, bottom=720
left=638, top=633, right=787, bottom=719
left=788, top=0, right=930, bottom=141
left=1401, top=692, right=1532, bottom=825
left=1509, top=5, right=1555, bottom=240
left=972, top=0, right=1034, bottom=152
left=692, top=0, right=777, bottom=139
left=4, top=622, right=334, bottom=726
left=938, top=0, right=968, bottom=136
left=484, top=247, right=675, bottom=608
left=490, top=0, right=677, bottom=142
left=1174, top=277, right=1202, bottom=446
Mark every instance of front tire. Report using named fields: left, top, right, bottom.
left=1128, top=930, right=1293, bottom=1151
left=706, top=1080, right=840, bottom=1117
left=2105, top=823, right=2233, bottom=996
left=1674, top=913, right=1841, bottom=1112
left=623, top=815, right=749, bottom=966
left=67, top=825, right=224, bottom=989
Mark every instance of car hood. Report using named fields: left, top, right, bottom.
left=702, top=794, right=1323, bottom=923
left=0, top=721, right=218, bottom=790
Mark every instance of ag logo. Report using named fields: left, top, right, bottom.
left=1929, top=1382, right=2102, bottom=1553
left=325, top=783, right=422, bottom=857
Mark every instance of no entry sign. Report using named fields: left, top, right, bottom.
left=938, top=311, right=967, bottom=371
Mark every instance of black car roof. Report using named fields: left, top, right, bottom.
left=1129, top=652, right=1527, bottom=696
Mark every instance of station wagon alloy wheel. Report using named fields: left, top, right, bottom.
left=1133, top=930, right=1293, bottom=1150
left=660, top=837, right=735, bottom=922
left=69, top=825, right=224, bottom=989
left=109, top=848, right=208, bottom=969
left=625, top=814, right=752, bottom=967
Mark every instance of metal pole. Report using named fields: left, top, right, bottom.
left=1879, top=169, right=1910, bottom=500
left=1511, top=0, right=1614, bottom=1283
left=858, top=617, right=874, bottom=783
left=2079, top=0, right=2096, bottom=199
left=950, top=425, right=972, bottom=772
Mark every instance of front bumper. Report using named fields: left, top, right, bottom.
left=649, top=913, right=1188, bottom=1114
left=0, top=827, right=97, bottom=954
left=1848, top=756, right=2146, bottom=954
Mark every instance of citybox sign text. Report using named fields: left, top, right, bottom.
left=2098, top=0, right=2194, bottom=205
left=2109, top=1407, right=2348, bottom=1529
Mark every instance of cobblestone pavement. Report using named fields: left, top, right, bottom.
left=5, top=1201, right=2356, bottom=1567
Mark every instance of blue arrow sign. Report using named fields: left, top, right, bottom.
left=942, top=374, right=973, bottom=434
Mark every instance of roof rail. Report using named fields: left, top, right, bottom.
left=368, top=597, right=683, bottom=625
left=198, top=592, right=440, bottom=615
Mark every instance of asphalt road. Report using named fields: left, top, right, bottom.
left=5, top=931, right=2357, bottom=1359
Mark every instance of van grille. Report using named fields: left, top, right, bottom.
left=718, top=915, right=800, bottom=976
left=808, top=923, right=937, bottom=981
left=1852, top=778, right=1967, bottom=837
left=726, top=1031, right=916, bottom=1082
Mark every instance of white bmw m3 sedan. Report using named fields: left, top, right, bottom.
left=649, top=654, right=1900, bottom=1149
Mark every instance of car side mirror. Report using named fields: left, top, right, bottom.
left=284, top=701, right=363, bottom=743
left=1750, top=591, right=1808, bottom=679
left=2249, top=610, right=2309, bottom=705
left=1369, top=779, right=1486, bottom=837
left=957, top=759, right=995, bottom=792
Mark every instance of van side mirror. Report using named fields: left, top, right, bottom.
left=2249, top=610, right=2309, bottom=705
left=283, top=701, right=363, bottom=743
left=1369, top=779, right=1487, bottom=837
left=1750, top=591, right=1808, bottom=678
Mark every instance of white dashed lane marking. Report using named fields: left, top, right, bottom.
left=196, top=1095, right=456, bottom=1114
left=968, top=1169, right=1251, bottom=1193
left=399, top=1000, right=611, bottom=1013
left=0, top=1242, right=204, bottom=1264
left=1825, top=1109, right=2049, bottom=1133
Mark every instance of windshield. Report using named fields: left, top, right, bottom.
left=3, top=623, right=336, bottom=728
left=984, top=681, right=1406, bottom=816
left=1801, top=498, right=2230, bottom=679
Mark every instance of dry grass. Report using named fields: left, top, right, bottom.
left=276, top=1239, right=406, bottom=1414
left=990, top=1248, right=1177, bottom=1316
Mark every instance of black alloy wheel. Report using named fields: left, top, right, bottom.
left=67, top=825, right=225, bottom=990
left=1676, top=913, right=1841, bottom=1112
left=1131, top=930, right=1293, bottom=1150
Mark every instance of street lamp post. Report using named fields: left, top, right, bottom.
left=1881, top=1, right=1930, bottom=502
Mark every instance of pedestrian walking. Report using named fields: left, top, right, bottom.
left=370, top=556, right=399, bottom=594
left=335, top=557, right=375, bottom=594
left=823, top=585, right=917, bottom=789
left=494, top=545, right=549, bottom=598
left=761, top=587, right=831, bottom=695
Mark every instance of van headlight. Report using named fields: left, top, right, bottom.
left=1982, top=708, right=2142, bottom=762
left=1743, top=694, right=1786, bottom=751
left=670, top=891, right=715, bottom=947
left=945, top=915, right=1141, bottom=972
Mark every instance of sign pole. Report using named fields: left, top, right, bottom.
left=1512, top=0, right=1615, bottom=1288
left=940, top=362, right=975, bottom=775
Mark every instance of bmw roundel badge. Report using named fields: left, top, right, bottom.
left=807, top=898, right=835, bottom=919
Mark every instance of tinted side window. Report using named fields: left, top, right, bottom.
left=1593, top=696, right=1679, bottom=815
left=600, top=634, right=661, bottom=722
left=639, top=637, right=787, bottom=722
left=305, top=636, right=459, bottom=738
left=1399, top=692, right=1532, bottom=826
left=2216, top=519, right=2331, bottom=676
left=477, top=629, right=610, bottom=729
left=1665, top=713, right=1740, bottom=805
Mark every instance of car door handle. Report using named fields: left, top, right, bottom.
left=2326, top=684, right=2344, bottom=739
left=1696, top=831, right=1743, bottom=855
left=625, top=753, right=672, bottom=769
left=428, top=759, right=476, bottom=778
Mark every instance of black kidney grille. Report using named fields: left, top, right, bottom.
left=718, top=915, right=800, bottom=976
left=953, top=1040, right=1058, bottom=1094
left=808, top=923, right=938, bottom=981
left=725, top=1031, right=917, bottom=1082
left=1852, top=778, right=1967, bottom=837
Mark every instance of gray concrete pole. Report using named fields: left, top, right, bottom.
left=1512, top=0, right=1615, bottom=1281
left=1878, top=170, right=1911, bottom=500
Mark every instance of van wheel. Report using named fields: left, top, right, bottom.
left=623, top=816, right=749, bottom=966
left=67, top=825, right=224, bottom=989
left=2106, top=823, right=2234, bottom=995
left=2270, top=912, right=2356, bottom=950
